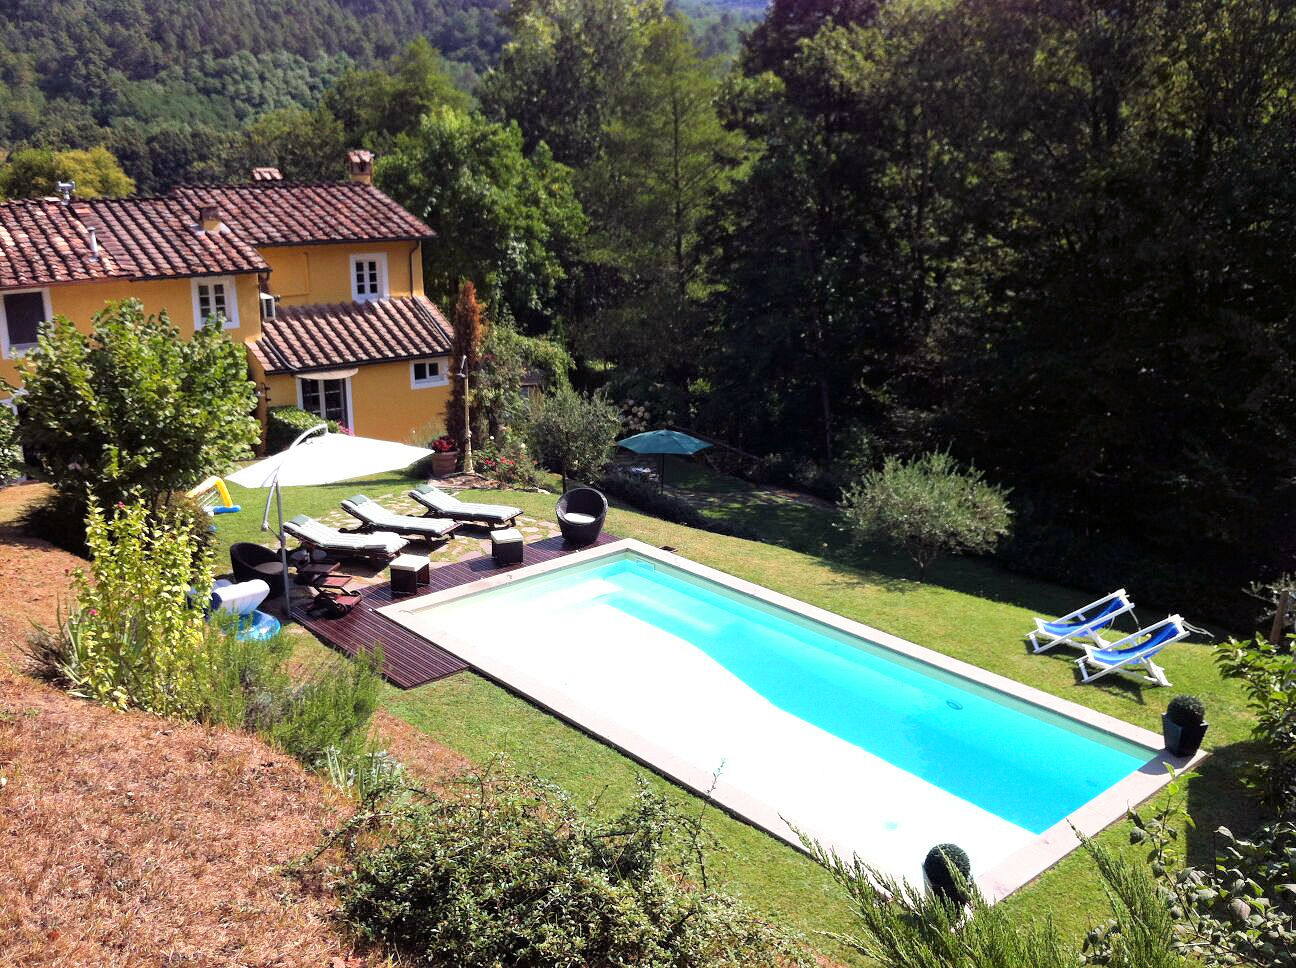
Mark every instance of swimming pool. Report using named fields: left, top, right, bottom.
left=380, top=539, right=1187, bottom=897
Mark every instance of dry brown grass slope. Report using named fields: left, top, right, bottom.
left=0, top=484, right=372, bottom=968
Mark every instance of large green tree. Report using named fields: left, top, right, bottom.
left=378, top=105, right=586, bottom=331
left=575, top=15, right=745, bottom=379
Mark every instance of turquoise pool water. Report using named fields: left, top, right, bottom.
left=434, top=552, right=1150, bottom=834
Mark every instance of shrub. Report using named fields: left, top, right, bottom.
left=475, top=436, right=541, bottom=488
left=1215, top=635, right=1296, bottom=813
left=1165, top=694, right=1206, bottom=728
left=840, top=451, right=1013, bottom=580
left=34, top=500, right=214, bottom=716
left=18, top=299, right=260, bottom=509
left=0, top=403, right=22, bottom=481
left=922, top=843, right=972, bottom=908
left=337, top=769, right=807, bottom=967
left=530, top=387, right=621, bottom=491
left=25, top=500, right=385, bottom=790
left=267, top=404, right=337, bottom=452
left=1125, top=772, right=1296, bottom=966
left=269, top=647, right=383, bottom=769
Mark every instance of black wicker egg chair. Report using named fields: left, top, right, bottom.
left=556, top=487, right=608, bottom=546
left=229, top=542, right=287, bottom=597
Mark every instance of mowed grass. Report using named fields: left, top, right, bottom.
left=216, top=470, right=1258, bottom=962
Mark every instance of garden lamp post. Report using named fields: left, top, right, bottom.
left=457, top=354, right=474, bottom=474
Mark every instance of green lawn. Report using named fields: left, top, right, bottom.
left=216, top=471, right=1258, bottom=962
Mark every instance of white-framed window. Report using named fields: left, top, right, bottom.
left=192, top=277, right=239, bottom=330
left=297, top=375, right=353, bottom=429
left=410, top=358, right=448, bottom=389
left=0, top=287, right=51, bottom=359
left=350, top=253, right=388, bottom=301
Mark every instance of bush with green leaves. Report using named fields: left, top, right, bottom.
left=29, top=500, right=215, bottom=716
left=336, top=768, right=808, bottom=967
left=529, top=387, right=621, bottom=491
left=24, top=499, right=385, bottom=787
left=1124, top=771, right=1296, bottom=966
left=475, top=434, right=542, bottom=488
left=266, top=404, right=338, bottom=452
left=840, top=451, right=1013, bottom=580
left=18, top=299, right=260, bottom=512
left=0, top=403, right=22, bottom=481
left=1215, top=635, right=1296, bottom=813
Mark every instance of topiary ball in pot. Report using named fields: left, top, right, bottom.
left=1162, top=694, right=1208, bottom=757
left=922, top=843, right=972, bottom=908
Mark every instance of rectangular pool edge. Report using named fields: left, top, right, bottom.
left=379, top=538, right=1192, bottom=899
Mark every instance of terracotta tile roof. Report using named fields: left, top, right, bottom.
left=249, top=295, right=454, bottom=375
left=0, top=197, right=267, bottom=291
left=77, top=198, right=268, bottom=280
left=0, top=200, right=121, bottom=289
left=169, top=183, right=433, bottom=247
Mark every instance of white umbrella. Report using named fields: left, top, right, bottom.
left=229, top=425, right=434, bottom=613
left=229, top=433, right=433, bottom=488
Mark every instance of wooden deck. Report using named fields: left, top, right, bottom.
left=292, top=532, right=618, bottom=689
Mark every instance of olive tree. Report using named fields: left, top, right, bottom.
left=840, top=451, right=1012, bottom=580
left=530, top=387, right=620, bottom=491
left=18, top=299, right=260, bottom=511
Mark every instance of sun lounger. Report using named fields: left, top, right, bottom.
left=283, top=514, right=407, bottom=563
left=1075, top=615, right=1188, bottom=687
left=341, top=494, right=459, bottom=543
left=1028, top=589, right=1135, bottom=653
left=409, top=483, right=521, bottom=528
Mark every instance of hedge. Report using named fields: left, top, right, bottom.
left=266, top=405, right=337, bottom=453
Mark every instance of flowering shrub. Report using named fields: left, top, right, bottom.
left=475, top=436, right=540, bottom=487
left=431, top=434, right=457, bottom=453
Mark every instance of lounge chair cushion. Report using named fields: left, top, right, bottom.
left=286, top=515, right=406, bottom=554
left=562, top=512, right=597, bottom=525
left=411, top=484, right=521, bottom=522
left=342, top=496, right=457, bottom=538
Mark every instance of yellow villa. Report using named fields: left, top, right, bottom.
left=0, top=152, right=454, bottom=444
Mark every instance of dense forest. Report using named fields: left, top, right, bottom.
left=2, top=0, right=1291, bottom=624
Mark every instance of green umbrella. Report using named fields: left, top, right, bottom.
left=617, top=430, right=712, bottom=488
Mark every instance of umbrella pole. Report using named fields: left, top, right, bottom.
left=660, top=453, right=665, bottom=491
left=275, top=480, right=291, bottom=616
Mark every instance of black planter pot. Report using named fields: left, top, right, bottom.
left=1162, top=714, right=1209, bottom=757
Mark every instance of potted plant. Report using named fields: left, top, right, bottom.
left=1162, top=694, right=1208, bottom=756
left=922, top=843, right=973, bottom=908
left=429, top=434, right=459, bottom=477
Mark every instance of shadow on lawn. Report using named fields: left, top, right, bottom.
left=1182, top=738, right=1267, bottom=867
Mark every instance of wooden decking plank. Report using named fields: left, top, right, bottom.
left=293, top=532, right=617, bottom=688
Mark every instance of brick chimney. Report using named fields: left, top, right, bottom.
left=198, top=205, right=224, bottom=233
left=346, top=149, right=374, bottom=185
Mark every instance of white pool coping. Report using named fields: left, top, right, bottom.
left=380, top=538, right=1206, bottom=899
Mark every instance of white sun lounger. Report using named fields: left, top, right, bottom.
left=1028, top=589, right=1135, bottom=653
left=410, top=484, right=521, bottom=527
left=1075, top=615, right=1188, bottom=687
left=284, top=514, right=407, bottom=562
left=341, top=495, right=459, bottom=543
